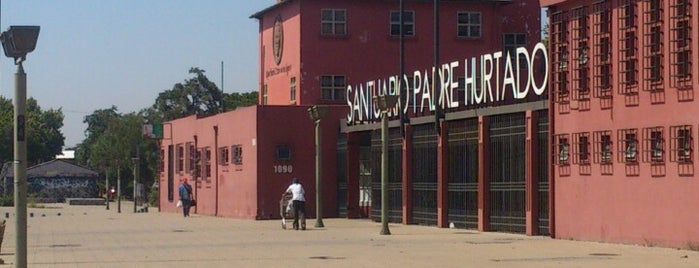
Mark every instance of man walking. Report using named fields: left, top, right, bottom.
left=178, top=178, right=193, bottom=217
left=283, top=178, right=306, bottom=230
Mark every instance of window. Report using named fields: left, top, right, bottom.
left=551, top=11, right=570, bottom=104
left=232, top=145, right=243, bottom=165
left=503, top=33, right=526, bottom=61
left=290, top=77, right=296, bottom=102
left=321, top=9, right=346, bottom=36
left=218, top=146, right=230, bottom=165
left=670, top=0, right=692, bottom=89
left=572, top=132, right=590, bottom=165
left=390, top=10, right=414, bottom=36
left=205, top=147, right=212, bottom=178
left=571, top=6, right=590, bottom=100
left=670, top=125, right=693, bottom=163
left=593, top=1, right=612, bottom=98
left=176, top=144, right=184, bottom=173
left=554, top=134, right=570, bottom=165
left=618, top=128, right=638, bottom=163
left=643, top=0, right=664, bottom=91
left=194, top=149, right=202, bottom=178
left=618, top=0, right=638, bottom=94
left=276, top=145, right=291, bottom=161
left=457, top=12, right=481, bottom=38
left=593, top=130, right=613, bottom=164
left=320, top=75, right=346, bottom=100
left=187, top=143, right=196, bottom=174
left=643, top=127, right=664, bottom=163
left=262, top=84, right=268, bottom=105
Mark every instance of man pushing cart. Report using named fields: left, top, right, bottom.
left=280, top=178, right=306, bottom=230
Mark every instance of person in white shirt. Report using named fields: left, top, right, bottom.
left=283, top=178, right=306, bottom=230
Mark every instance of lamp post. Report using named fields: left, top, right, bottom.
left=132, top=156, right=139, bottom=213
left=374, top=94, right=399, bottom=235
left=307, top=106, right=326, bottom=228
left=0, top=25, right=40, bottom=268
left=105, top=168, right=110, bottom=210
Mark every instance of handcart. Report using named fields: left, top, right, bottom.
left=280, top=193, right=295, bottom=229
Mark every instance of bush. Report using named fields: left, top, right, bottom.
left=0, top=195, right=13, bottom=206
left=148, top=189, right=159, bottom=207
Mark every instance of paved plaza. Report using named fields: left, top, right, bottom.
left=0, top=203, right=696, bottom=267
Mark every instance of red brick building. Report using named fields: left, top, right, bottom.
left=543, top=0, right=699, bottom=248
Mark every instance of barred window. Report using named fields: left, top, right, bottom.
left=571, top=6, right=590, bottom=101
left=390, top=10, right=414, bottom=36
left=593, top=1, right=612, bottom=97
left=551, top=10, right=570, bottom=103
left=593, top=130, right=613, bottom=164
left=572, top=132, right=591, bottom=165
left=618, top=128, right=638, bottom=163
left=670, top=125, right=693, bottom=163
left=187, top=143, right=196, bottom=174
left=205, top=147, right=212, bottom=178
left=218, top=146, right=230, bottom=165
left=321, top=9, right=347, bottom=36
left=232, top=145, right=243, bottom=165
left=670, top=0, right=692, bottom=89
left=176, top=144, right=184, bottom=173
left=642, top=127, right=665, bottom=163
left=618, top=0, right=638, bottom=94
left=554, top=134, right=571, bottom=165
left=457, top=12, right=481, bottom=38
left=642, top=0, right=664, bottom=91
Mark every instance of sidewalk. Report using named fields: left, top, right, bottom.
left=0, top=203, right=696, bottom=267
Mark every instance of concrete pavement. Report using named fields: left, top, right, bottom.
left=0, top=203, right=696, bottom=267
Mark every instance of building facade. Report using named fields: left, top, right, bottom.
left=543, top=0, right=699, bottom=248
left=160, top=0, right=547, bottom=236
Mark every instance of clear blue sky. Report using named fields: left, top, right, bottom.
left=0, top=1, right=274, bottom=148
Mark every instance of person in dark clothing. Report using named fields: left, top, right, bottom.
left=178, top=178, right=193, bottom=217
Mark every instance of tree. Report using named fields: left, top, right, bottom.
left=75, top=106, right=120, bottom=167
left=0, top=96, right=65, bottom=165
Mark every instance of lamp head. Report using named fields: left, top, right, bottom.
left=0, top=26, right=40, bottom=64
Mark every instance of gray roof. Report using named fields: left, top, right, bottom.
left=1, top=159, right=98, bottom=179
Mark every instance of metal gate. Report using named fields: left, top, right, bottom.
left=370, top=128, right=403, bottom=223
left=337, top=133, right=348, bottom=218
left=489, top=113, right=526, bottom=233
left=447, top=119, right=479, bottom=229
left=411, top=124, right=438, bottom=225
left=537, top=110, right=550, bottom=235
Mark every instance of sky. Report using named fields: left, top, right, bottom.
left=0, top=1, right=274, bottom=148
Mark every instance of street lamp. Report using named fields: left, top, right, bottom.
left=132, top=156, right=139, bottom=213
left=0, top=25, right=40, bottom=268
left=307, top=105, right=326, bottom=228
left=374, top=94, right=399, bottom=235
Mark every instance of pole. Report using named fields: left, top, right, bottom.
left=117, top=168, right=121, bottom=213
left=380, top=110, right=391, bottom=235
left=133, top=159, right=137, bottom=213
left=314, top=119, right=324, bottom=228
left=14, top=61, right=28, bottom=268
left=105, top=168, right=110, bottom=210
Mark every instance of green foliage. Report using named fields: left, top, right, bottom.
left=148, top=186, right=159, bottom=207
left=0, top=195, right=13, bottom=206
left=0, top=96, right=65, bottom=165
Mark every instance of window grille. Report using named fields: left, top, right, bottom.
left=618, top=0, right=638, bottom=94
left=670, top=0, right=692, bottom=89
left=593, top=130, right=613, bottom=164
left=642, top=0, right=664, bottom=92
left=571, top=7, right=590, bottom=101
left=218, top=146, right=230, bottom=165
left=572, top=132, right=591, bottom=165
left=176, top=144, right=184, bottom=173
left=187, top=143, right=195, bottom=175
left=593, top=1, right=612, bottom=98
left=554, top=134, right=571, bottom=165
left=232, top=145, right=243, bottom=165
left=670, top=125, right=693, bottom=163
left=321, top=9, right=347, bottom=36
left=618, top=128, right=639, bottom=163
left=642, top=127, right=665, bottom=163
left=205, top=147, right=212, bottom=178
left=551, top=10, right=570, bottom=104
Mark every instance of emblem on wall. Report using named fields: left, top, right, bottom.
left=273, top=15, right=284, bottom=66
